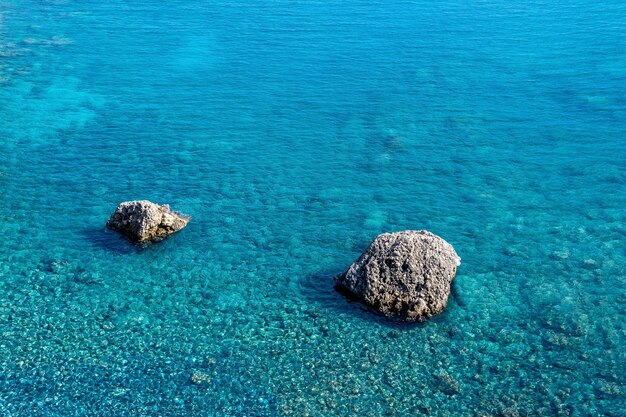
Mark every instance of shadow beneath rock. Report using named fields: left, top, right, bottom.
left=298, top=270, right=428, bottom=330
left=449, top=280, right=466, bottom=309
left=81, top=227, right=141, bottom=255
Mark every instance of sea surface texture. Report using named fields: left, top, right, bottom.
left=1, top=1, right=625, bottom=416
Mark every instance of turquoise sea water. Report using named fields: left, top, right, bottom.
left=1, top=0, right=625, bottom=415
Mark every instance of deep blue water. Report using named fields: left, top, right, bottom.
left=1, top=1, right=625, bottom=416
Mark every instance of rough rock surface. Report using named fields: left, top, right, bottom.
left=106, top=200, right=190, bottom=244
left=335, top=230, right=460, bottom=322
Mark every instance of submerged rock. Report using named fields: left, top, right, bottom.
left=335, top=230, right=460, bottom=322
left=106, top=200, right=190, bottom=244
left=190, top=370, right=212, bottom=385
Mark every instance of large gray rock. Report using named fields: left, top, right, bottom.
left=335, top=230, right=460, bottom=322
left=106, top=200, right=190, bottom=244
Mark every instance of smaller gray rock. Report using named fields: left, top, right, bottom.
left=335, top=230, right=460, bottom=322
left=106, top=200, right=190, bottom=244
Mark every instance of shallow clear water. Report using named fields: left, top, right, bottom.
left=1, top=0, right=625, bottom=416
